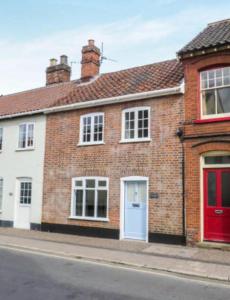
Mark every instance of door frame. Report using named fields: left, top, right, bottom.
left=200, top=152, right=230, bottom=243
left=14, top=177, right=32, bottom=229
left=120, top=176, right=149, bottom=242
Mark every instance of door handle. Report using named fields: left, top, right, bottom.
left=215, top=209, right=223, bottom=214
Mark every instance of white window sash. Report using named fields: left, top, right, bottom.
left=121, top=107, right=150, bottom=142
left=80, top=113, right=104, bottom=145
left=71, top=177, right=108, bottom=220
left=18, top=123, right=35, bottom=149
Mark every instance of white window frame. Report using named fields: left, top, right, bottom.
left=79, top=113, right=104, bottom=146
left=18, top=177, right=32, bottom=207
left=17, top=122, right=35, bottom=150
left=70, top=176, right=109, bottom=221
left=120, top=107, right=151, bottom=143
left=0, top=127, right=3, bottom=152
left=0, top=177, right=3, bottom=212
left=200, top=67, right=230, bottom=119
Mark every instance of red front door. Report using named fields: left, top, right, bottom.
left=204, top=168, right=230, bottom=243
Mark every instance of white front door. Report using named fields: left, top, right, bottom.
left=14, top=178, right=32, bottom=229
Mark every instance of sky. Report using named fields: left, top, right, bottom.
left=0, top=0, right=230, bottom=94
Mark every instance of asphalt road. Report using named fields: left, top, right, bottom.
left=0, top=248, right=229, bottom=300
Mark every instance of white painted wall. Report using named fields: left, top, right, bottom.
left=0, top=115, right=46, bottom=226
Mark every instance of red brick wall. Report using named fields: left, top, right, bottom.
left=182, top=51, right=230, bottom=244
left=42, top=95, right=184, bottom=237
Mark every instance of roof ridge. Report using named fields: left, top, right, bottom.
left=0, top=80, right=74, bottom=99
left=208, top=18, right=230, bottom=26
left=100, top=58, right=178, bottom=76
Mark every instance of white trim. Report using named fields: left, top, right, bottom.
left=70, top=176, right=109, bottom=221
left=0, top=177, right=3, bottom=212
left=0, top=86, right=183, bottom=120
left=45, top=86, right=183, bottom=114
left=121, top=106, right=151, bottom=142
left=120, top=176, right=149, bottom=242
left=79, top=112, right=104, bottom=145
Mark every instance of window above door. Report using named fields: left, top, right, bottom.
left=17, top=123, right=35, bottom=150
left=121, top=107, right=151, bottom=143
left=201, top=66, right=230, bottom=119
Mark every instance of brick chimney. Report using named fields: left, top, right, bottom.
left=81, top=40, right=101, bottom=80
left=46, top=55, right=71, bottom=85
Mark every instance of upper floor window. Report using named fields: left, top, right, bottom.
left=79, top=113, right=104, bottom=145
left=0, top=128, right=3, bottom=151
left=18, top=123, right=34, bottom=149
left=201, top=67, right=230, bottom=118
left=121, top=107, right=150, bottom=142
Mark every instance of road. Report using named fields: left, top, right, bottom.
left=0, top=248, right=229, bottom=300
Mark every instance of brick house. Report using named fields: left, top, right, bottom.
left=42, top=40, right=185, bottom=244
left=178, top=19, right=230, bottom=244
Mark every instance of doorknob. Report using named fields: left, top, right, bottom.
left=215, top=209, right=223, bottom=214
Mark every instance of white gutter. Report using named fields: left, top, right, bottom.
left=0, top=85, right=183, bottom=120
left=44, top=85, right=184, bottom=114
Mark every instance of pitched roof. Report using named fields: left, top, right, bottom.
left=0, top=59, right=183, bottom=118
left=178, top=19, right=230, bottom=57
left=54, top=59, right=183, bottom=107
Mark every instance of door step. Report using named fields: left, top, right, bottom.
left=197, top=241, right=230, bottom=251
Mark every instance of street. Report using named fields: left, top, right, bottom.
left=0, top=248, right=229, bottom=300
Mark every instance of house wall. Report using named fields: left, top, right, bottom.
left=182, top=51, right=230, bottom=244
left=42, top=95, right=185, bottom=243
left=0, top=115, right=46, bottom=227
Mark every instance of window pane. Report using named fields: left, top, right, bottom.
left=217, top=87, right=230, bottom=114
left=222, top=172, right=230, bottom=207
left=75, top=180, right=82, bottom=187
left=205, top=156, right=230, bottom=164
left=207, top=172, right=216, bottom=206
left=86, top=179, right=95, bottom=188
left=85, top=190, right=95, bottom=217
left=19, top=124, right=27, bottom=148
left=98, top=180, right=107, bottom=187
left=137, top=182, right=146, bottom=203
left=20, top=181, right=32, bottom=205
left=126, top=182, right=136, bottom=203
left=27, top=124, right=34, bottom=147
left=97, top=190, right=107, bottom=218
left=202, top=90, right=216, bottom=115
left=75, top=190, right=83, bottom=216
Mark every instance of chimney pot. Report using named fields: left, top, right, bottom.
left=50, top=58, right=57, bottom=66
left=60, top=55, right=68, bottom=65
left=88, top=39, right=95, bottom=46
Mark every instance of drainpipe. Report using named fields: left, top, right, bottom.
left=176, top=127, right=186, bottom=244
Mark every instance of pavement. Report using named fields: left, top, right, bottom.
left=0, top=228, right=230, bottom=283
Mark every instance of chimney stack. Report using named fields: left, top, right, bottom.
left=81, top=39, right=101, bottom=80
left=46, top=55, right=71, bottom=85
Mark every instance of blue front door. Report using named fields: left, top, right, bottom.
left=124, top=181, right=147, bottom=240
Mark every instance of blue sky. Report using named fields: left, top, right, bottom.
left=0, top=0, right=230, bottom=94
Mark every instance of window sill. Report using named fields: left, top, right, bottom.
left=193, top=116, right=230, bottom=124
left=15, top=147, right=35, bottom=152
left=119, top=138, right=151, bottom=144
left=77, top=142, right=105, bottom=147
left=69, top=216, right=109, bottom=222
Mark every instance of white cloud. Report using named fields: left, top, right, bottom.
left=0, top=4, right=229, bottom=95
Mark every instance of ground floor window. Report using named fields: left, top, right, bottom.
left=71, top=177, right=108, bottom=220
